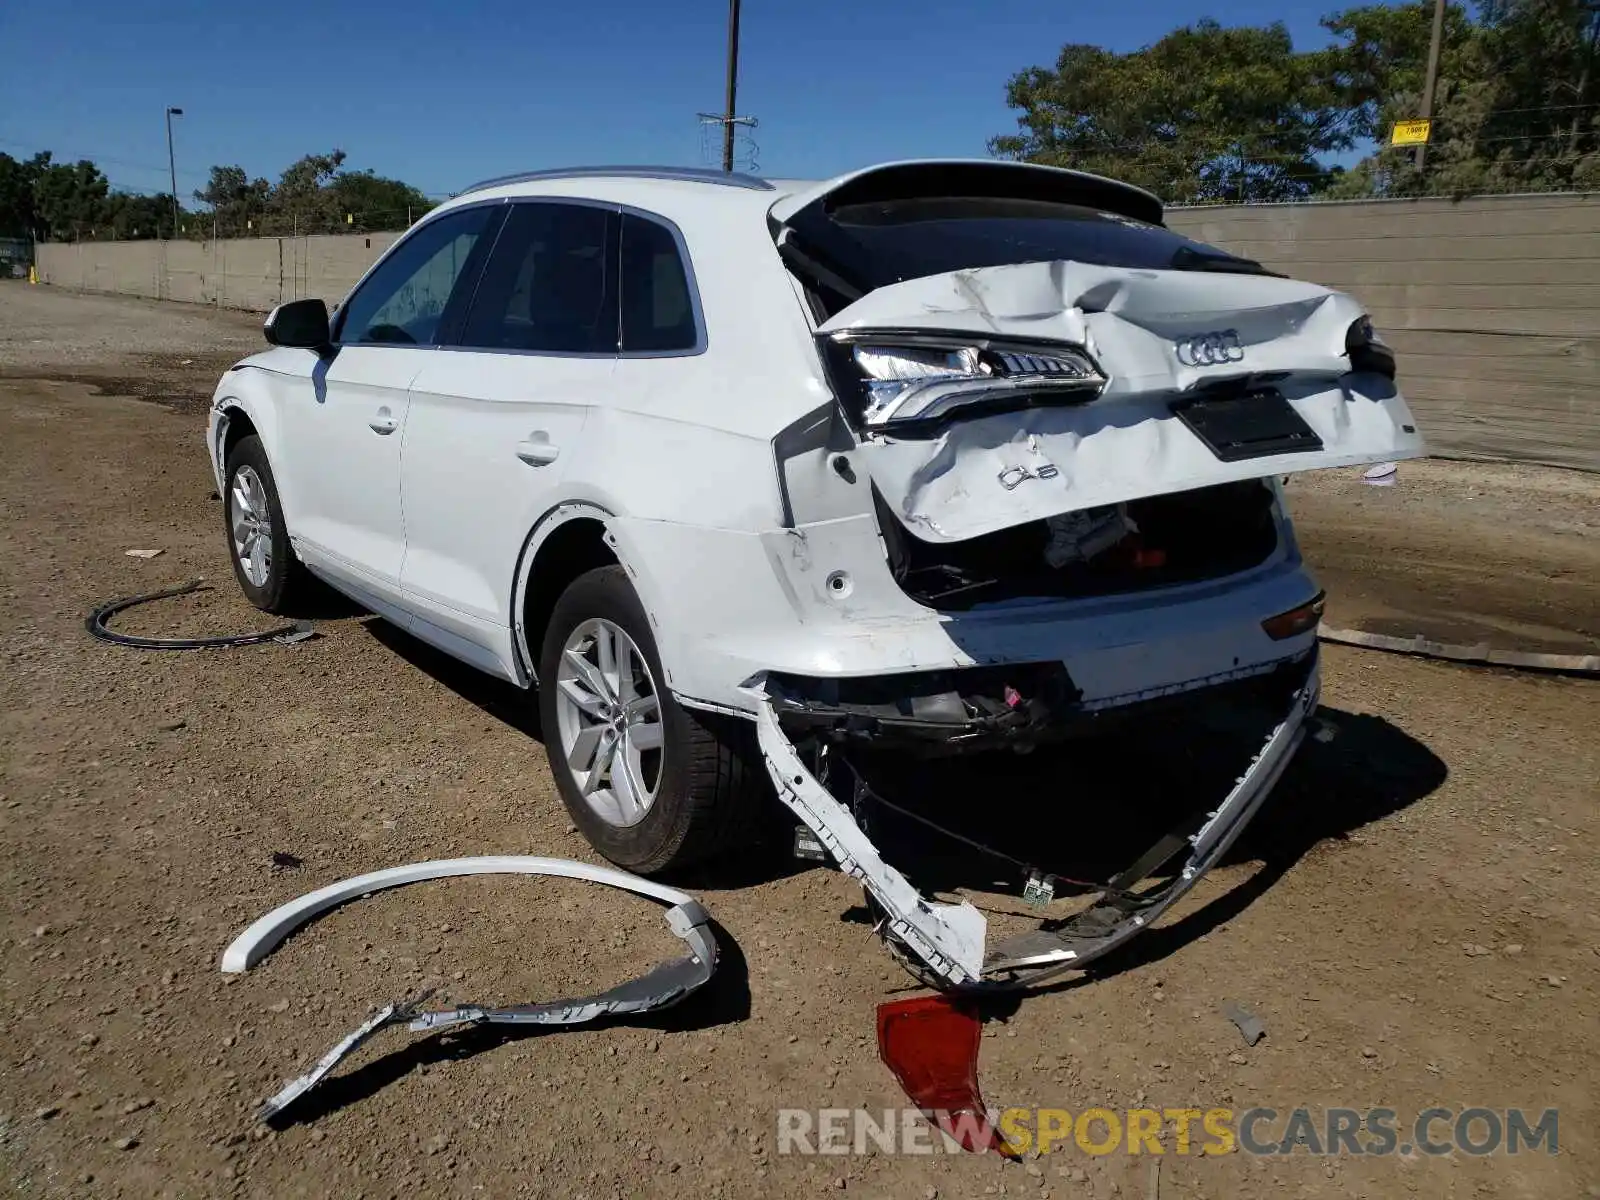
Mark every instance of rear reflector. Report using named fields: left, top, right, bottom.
left=876, top=995, right=1017, bottom=1157
left=1262, top=592, right=1326, bottom=640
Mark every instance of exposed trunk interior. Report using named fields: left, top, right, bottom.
left=875, top=479, right=1280, bottom=611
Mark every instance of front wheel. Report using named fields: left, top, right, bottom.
left=222, top=435, right=313, bottom=614
left=538, top=565, right=763, bottom=875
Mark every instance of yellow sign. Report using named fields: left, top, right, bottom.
left=1390, top=119, right=1432, bottom=147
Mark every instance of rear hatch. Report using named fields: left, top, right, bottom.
left=772, top=161, right=1422, bottom=545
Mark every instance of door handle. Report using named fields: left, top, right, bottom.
left=368, top=409, right=398, bottom=435
left=516, top=438, right=560, bottom=466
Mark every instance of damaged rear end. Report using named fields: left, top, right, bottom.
left=746, top=161, right=1414, bottom=988
left=753, top=651, right=1320, bottom=989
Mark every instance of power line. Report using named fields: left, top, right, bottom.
left=0, top=134, right=211, bottom=184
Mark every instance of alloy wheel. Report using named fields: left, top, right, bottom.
left=554, top=618, right=666, bottom=828
left=229, top=465, right=274, bottom=588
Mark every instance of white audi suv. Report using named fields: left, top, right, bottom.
left=208, top=161, right=1421, bottom=987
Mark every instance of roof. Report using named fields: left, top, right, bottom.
left=440, top=160, right=1164, bottom=227
left=455, top=165, right=776, bottom=197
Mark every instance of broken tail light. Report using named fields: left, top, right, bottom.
left=824, top=332, right=1105, bottom=433
left=1262, top=591, right=1326, bottom=640
left=877, top=995, right=1018, bottom=1157
left=1345, top=316, right=1396, bottom=379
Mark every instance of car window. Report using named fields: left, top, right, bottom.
left=336, top=206, right=495, bottom=346
left=825, top=197, right=1257, bottom=285
left=620, top=213, right=698, bottom=353
left=780, top=195, right=1269, bottom=317
left=458, top=202, right=619, bottom=354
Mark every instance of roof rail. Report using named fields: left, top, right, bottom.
left=456, top=165, right=775, bottom=197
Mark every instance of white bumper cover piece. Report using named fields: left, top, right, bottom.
left=755, top=659, right=1320, bottom=990
left=221, top=856, right=717, bottom=1120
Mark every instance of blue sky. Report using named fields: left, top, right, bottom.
left=4, top=0, right=1345, bottom=200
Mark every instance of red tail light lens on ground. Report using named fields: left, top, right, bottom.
left=1262, top=591, right=1326, bottom=640
left=876, top=995, right=1017, bottom=1157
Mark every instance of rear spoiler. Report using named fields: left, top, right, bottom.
left=768, top=159, right=1165, bottom=230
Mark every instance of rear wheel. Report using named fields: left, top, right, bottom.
left=222, top=435, right=312, bottom=614
left=538, top=565, right=763, bottom=875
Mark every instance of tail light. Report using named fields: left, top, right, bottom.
left=1345, top=317, right=1396, bottom=379
left=1262, top=591, right=1325, bottom=640
left=876, top=995, right=1017, bottom=1157
left=824, top=333, right=1105, bottom=433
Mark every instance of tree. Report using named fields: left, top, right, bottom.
left=1321, top=0, right=1599, bottom=196
left=104, top=192, right=189, bottom=239
left=989, top=20, right=1359, bottom=203
left=1319, top=1, right=1494, bottom=196
left=992, top=3, right=1599, bottom=201
left=31, top=154, right=111, bottom=241
left=0, top=152, right=40, bottom=238
left=1474, top=0, right=1600, bottom=189
left=15, top=144, right=428, bottom=239
left=271, top=149, right=347, bottom=233
left=194, top=165, right=271, bottom=237
left=331, top=170, right=431, bottom=228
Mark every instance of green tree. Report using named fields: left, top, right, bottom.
left=194, top=165, right=271, bottom=237
left=191, top=150, right=430, bottom=234
left=992, top=3, right=1599, bottom=202
left=1319, top=1, right=1493, bottom=196
left=271, top=149, right=347, bottom=233
left=0, top=152, right=40, bottom=238
left=31, top=154, right=111, bottom=241
left=989, top=20, right=1358, bottom=203
left=1322, top=0, right=1598, bottom=196
left=331, top=170, right=432, bottom=229
left=103, top=192, right=189, bottom=239
left=1475, top=0, right=1600, bottom=189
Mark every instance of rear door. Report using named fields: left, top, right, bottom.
left=399, top=200, right=620, bottom=677
left=274, top=204, right=499, bottom=598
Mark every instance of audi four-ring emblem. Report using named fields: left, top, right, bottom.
left=1174, top=330, right=1245, bottom=367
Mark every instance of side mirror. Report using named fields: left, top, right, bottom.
left=264, top=298, right=331, bottom=351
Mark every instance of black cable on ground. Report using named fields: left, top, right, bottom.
left=1319, top=626, right=1598, bottom=676
left=86, top=579, right=313, bottom=650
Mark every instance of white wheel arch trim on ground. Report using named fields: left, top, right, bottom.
left=220, top=856, right=719, bottom=1121
left=221, top=855, right=712, bottom=973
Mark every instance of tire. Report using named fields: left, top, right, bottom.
left=538, top=565, right=764, bottom=875
left=221, top=434, right=313, bottom=615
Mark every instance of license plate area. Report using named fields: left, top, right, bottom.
left=1171, top=387, right=1324, bottom=463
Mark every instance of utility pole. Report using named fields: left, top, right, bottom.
left=1416, top=0, right=1446, bottom=173
left=721, top=0, right=742, bottom=172
left=165, top=107, right=184, bottom=237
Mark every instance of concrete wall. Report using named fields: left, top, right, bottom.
left=36, top=232, right=402, bottom=313
left=34, top=192, right=1600, bottom=469
left=1168, top=193, right=1600, bottom=472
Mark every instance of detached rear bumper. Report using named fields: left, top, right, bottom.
left=753, top=652, right=1320, bottom=989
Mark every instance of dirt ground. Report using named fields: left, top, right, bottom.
left=1, top=284, right=1596, bottom=1199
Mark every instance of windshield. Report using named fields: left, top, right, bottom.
left=825, top=197, right=1262, bottom=286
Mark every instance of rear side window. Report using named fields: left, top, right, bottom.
left=335, top=206, right=495, bottom=345
left=619, top=213, right=698, bottom=353
left=460, top=202, right=619, bottom=354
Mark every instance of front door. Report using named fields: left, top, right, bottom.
left=276, top=203, right=500, bottom=597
